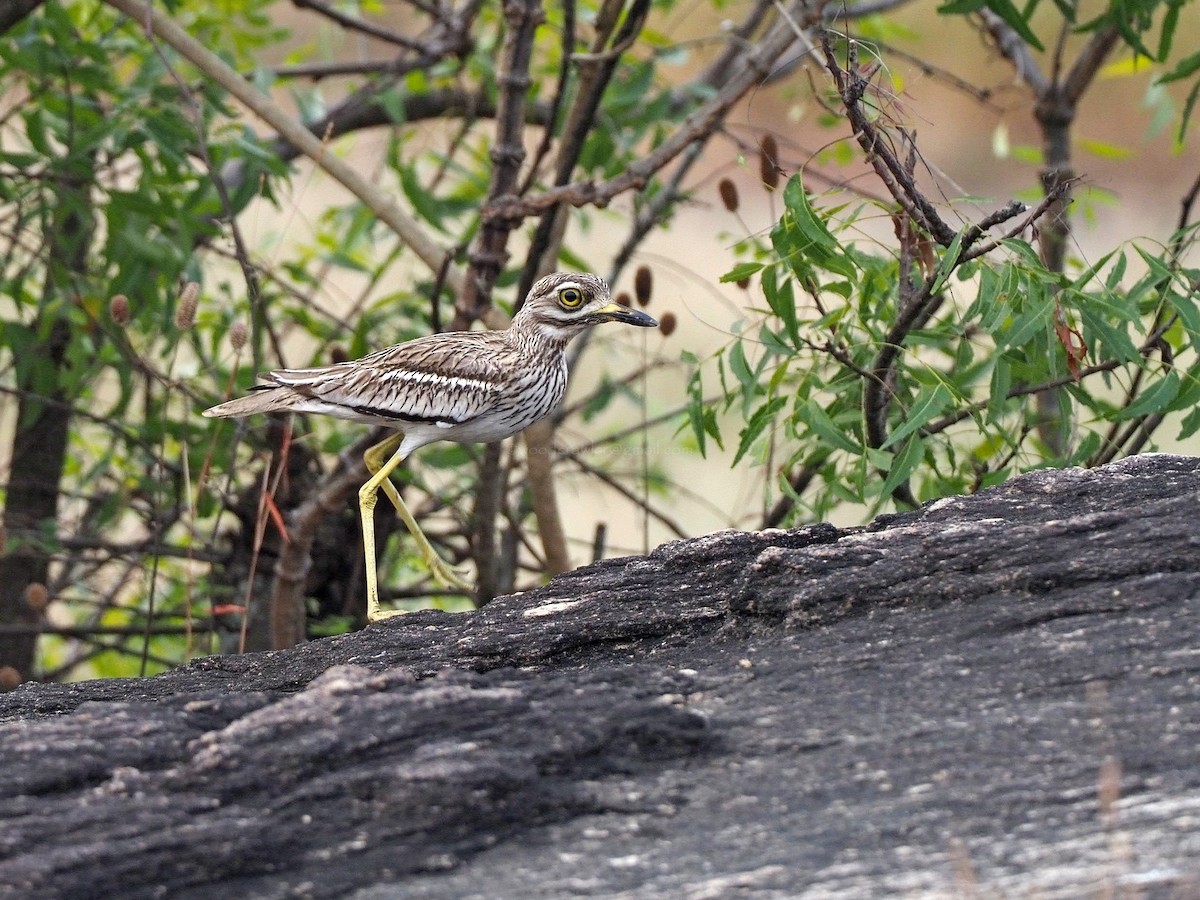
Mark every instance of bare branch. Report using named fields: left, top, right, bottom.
left=485, top=2, right=815, bottom=222
left=519, top=0, right=653, bottom=298
left=978, top=9, right=1048, bottom=95
left=0, top=0, right=42, bottom=36
left=960, top=184, right=1073, bottom=262
left=264, top=89, right=552, bottom=167
left=1061, top=24, right=1121, bottom=106
left=820, top=32, right=957, bottom=246
left=292, top=0, right=430, bottom=51
left=453, top=0, right=544, bottom=326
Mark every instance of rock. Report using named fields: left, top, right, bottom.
left=0, top=454, right=1197, bottom=898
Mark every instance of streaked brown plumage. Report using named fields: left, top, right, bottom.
left=204, top=272, right=657, bottom=621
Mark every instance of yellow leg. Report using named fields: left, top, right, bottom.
left=360, top=433, right=472, bottom=622
left=364, top=433, right=406, bottom=517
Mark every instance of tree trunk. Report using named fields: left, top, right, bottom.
left=0, top=168, right=93, bottom=684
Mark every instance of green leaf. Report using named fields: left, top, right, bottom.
left=733, top=397, right=786, bottom=465
left=988, top=356, right=1012, bottom=421
left=929, top=229, right=966, bottom=295
left=1103, top=250, right=1128, bottom=290
left=686, top=369, right=721, bottom=456
left=942, top=0, right=1044, bottom=51
left=1169, top=292, right=1200, bottom=340
left=760, top=264, right=800, bottom=348
left=782, top=176, right=838, bottom=253
left=580, top=377, right=617, bottom=422
left=399, top=164, right=447, bottom=231
left=883, top=383, right=952, bottom=448
left=1118, top=370, right=1180, bottom=419
left=1178, top=80, right=1200, bottom=144
left=797, top=400, right=861, bottom=454
left=1159, top=1, right=1180, bottom=62
left=1079, top=138, right=1133, bottom=160
left=1177, top=403, right=1200, bottom=440
left=758, top=324, right=794, bottom=357
left=721, top=262, right=764, bottom=283
left=1000, top=290, right=1054, bottom=351
left=1157, top=48, right=1200, bottom=84
left=1078, top=306, right=1140, bottom=362
left=937, top=0, right=985, bottom=15
left=879, top=437, right=925, bottom=502
left=728, top=339, right=759, bottom=396
left=377, top=87, right=408, bottom=124
left=777, top=175, right=857, bottom=280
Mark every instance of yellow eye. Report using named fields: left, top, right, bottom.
left=558, top=287, right=584, bottom=308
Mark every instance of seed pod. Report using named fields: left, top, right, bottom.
left=24, top=582, right=49, bottom=613
left=229, top=321, right=248, bottom=352
left=736, top=277, right=751, bottom=290
left=634, top=265, right=653, bottom=306
left=330, top=344, right=350, bottom=364
left=718, top=178, right=739, bottom=213
left=0, top=666, right=21, bottom=691
left=658, top=311, right=677, bottom=337
left=615, top=291, right=632, bottom=308
left=175, top=282, right=200, bottom=329
left=759, top=134, right=780, bottom=191
left=109, top=294, right=131, bottom=326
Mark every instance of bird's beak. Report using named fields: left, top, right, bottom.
left=591, top=302, right=658, bottom=328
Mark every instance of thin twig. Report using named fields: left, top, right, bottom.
left=292, top=0, right=431, bottom=51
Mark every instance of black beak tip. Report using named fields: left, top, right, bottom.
left=624, top=309, right=658, bottom=328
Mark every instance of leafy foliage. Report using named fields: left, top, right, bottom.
left=689, top=3, right=1200, bottom=525
left=0, top=0, right=779, bottom=681
left=701, top=177, right=1200, bottom=518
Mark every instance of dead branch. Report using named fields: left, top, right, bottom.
left=292, top=0, right=431, bottom=51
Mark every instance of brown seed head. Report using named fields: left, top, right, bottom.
left=330, top=344, right=350, bottom=364
left=615, top=292, right=632, bottom=308
left=634, top=266, right=653, bottom=306
left=175, top=282, right=200, bottom=329
left=759, top=134, right=781, bottom=191
left=658, top=311, right=677, bottom=337
left=0, top=666, right=21, bottom=691
left=718, top=178, right=739, bottom=213
left=24, top=582, right=49, bottom=613
left=229, top=321, right=248, bottom=352
left=736, top=277, right=751, bottom=290
left=109, top=294, right=131, bottom=326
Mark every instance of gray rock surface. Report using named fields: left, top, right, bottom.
left=0, top=454, right=1197, bottom=898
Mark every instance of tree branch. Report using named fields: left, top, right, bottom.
left=292, top=0, right=431, bottom=51
left=0, top=0, right=42, bottom=36
left=820, top=31, right=957, bottom=246
left=978, top=9, right=1048, bottom=94
left=484, top=2, right=815, bottom=222
left=454, top=0, right=544, bottom=326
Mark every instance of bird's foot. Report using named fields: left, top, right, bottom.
left=426, top=555, right=473, bottom=593
left=367, top=607, right=407, bottom=623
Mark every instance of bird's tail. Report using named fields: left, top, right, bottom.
left=202, top=387, right=293, bottom=419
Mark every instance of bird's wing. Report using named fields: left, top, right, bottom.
left=260, top=332, right=510, bottom=427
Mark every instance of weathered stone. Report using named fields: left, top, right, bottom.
left=0, top=454, right=1196, bottom=898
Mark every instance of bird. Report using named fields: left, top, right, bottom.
left=203, top=272, right=657, bottom=622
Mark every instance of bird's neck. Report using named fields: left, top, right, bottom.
left=508, top=314, right=576, bottom=353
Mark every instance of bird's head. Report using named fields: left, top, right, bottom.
left=512, top=272, right=657, bottom=344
